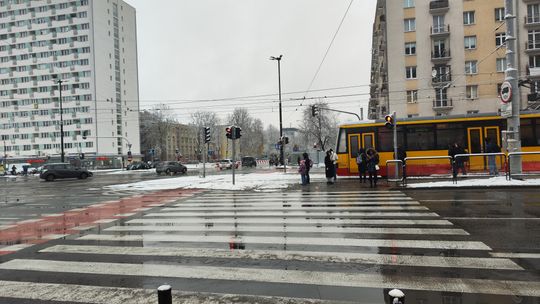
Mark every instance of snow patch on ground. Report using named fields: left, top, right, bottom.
left=407, top=176, right=540, bottom=188
left=105, top=172, right=326, bottom=192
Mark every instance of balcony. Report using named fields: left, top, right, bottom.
left=433, top=98, right=453, bottom=113
left=431, top=49, right=451, bottom=63
left=430, top=0, right=449, bottom=14
left=527, top=65, right=540, bottom=78
left=431, top=24, right=450, bottom=37
left=525, top=15, right=540, bottom=28
left=525, top=41, right=540, bottom=54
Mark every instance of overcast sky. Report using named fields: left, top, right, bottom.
left=123, top=0, right=377, bottom=128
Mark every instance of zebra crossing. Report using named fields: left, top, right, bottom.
left=0, top=190, right=539, bottom=303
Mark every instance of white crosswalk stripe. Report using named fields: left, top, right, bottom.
left=0, top=190, right=536, bottom=302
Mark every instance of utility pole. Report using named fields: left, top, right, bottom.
left=393, top=111, right=398, bottom=181
left=55, top=78, right=65, bottom=163
left=270, top=55, right=284, bottom=169
left=232, top=127, right=236, bottom=185
left=504, top=0, right=522, bottom=174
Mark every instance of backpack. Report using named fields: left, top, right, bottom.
left=356, top=155, right=363, bottom=164
left=307, top=159, right=313, bottom=168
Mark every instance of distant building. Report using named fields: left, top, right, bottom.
left=369, top=0, right=540, bottom=120
left=0, top=0, right=140, bottom=161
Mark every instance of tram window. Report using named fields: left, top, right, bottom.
left=436, top=124, right=465, bottom=150
left=337, top=128, right=347, bottom=153
left=536, top=123, right=540, bottom=145
left=377, top=128, right=404, bottom=152
left=406, top=125, right=435, bottom=150
left=522, top=125, right=535, bottom=146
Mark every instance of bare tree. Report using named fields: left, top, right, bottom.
left=263, top=124, right=280, bottom=156
left=227, top=108, right=264, bottom=157
left=299, top=101, right=338, bottom=151
left=139, top=104, right=176, bottom=161
left=190, top=111, right=220, bottom=161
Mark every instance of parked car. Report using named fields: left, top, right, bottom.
left=241, top=156, right=257, bottom=168
left=39, top=163, right=93, bottom=181
left=216, top=159, right=239, bottom=170
left=127, top=162, right=151, bottom=170
left=155, top=161, right=187, bottom=175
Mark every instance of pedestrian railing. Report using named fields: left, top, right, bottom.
left=507, top=151, right=540, bottom=180
left=386, top=160, right=403, bottom=183
left=453, top=153, right=507, bottom=182
left=402, top=156, right=454, bottom=185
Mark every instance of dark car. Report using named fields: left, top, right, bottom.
left=39, top=163, right=93, bottom=181
left=156, top=161, right=187, bottom=175
left=127, top=162, right=151, bottom=170
left=241, top=156, right=257, bottom=168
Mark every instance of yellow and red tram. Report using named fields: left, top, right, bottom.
left=335, top=112, right=540, bottom=177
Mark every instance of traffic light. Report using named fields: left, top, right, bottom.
left=234, top=126, right=242, bottom=139
left=311, top=105, right=319, bottom=117
left=226, top=126, right=233, bottom=139
left=204, top=127, right=211, bottom=143
left=384, top=114, right=394, bottom=129
left=281, top=136, right=289, bottom=145
left=80, top=153, right=85, bottom=159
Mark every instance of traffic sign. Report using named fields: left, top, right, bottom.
left=500, top=81, right=512, bottom=103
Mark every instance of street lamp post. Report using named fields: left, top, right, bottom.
left=270, top=55, right=284, bottom=169
left=54, top=77, right=65, bottom=163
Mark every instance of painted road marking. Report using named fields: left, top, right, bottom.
left=162, top=206, right=429, bottom=212
left=174, top=201, right=422, bottom=207
left=144, top=211, right=440, bottom=218
left=78, top=234, right=491, bottom=250
left=188, top=197, right=413, bottom=202
left=490, top=252, right=540, bottom=259
left=444, top=217, right=540, bottom=220
left=0, top=280, right=328, bottom=304
left=41, top=245, right=521, bottom=270
left=105, top=225, right=468, bottom=235
left=127, top=218, right=454, bottom=226
left=1, top=259, right=537, bottom=297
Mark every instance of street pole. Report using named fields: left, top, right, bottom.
left=203, top=131, right=206, bottom=178
left=393, top=111, right=398, bottom=180
left=505, top=0, right=522, bottom=174
left=270, top=55, right=285, bottom=172
left=56, top=78, right=65, bottom=163
left=232, top=127, right=236, bottom=185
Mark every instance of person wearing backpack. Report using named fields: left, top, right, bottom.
left=485, top=138, right=501, bottom=176
left=356, top=148, right=367, bottom=183
left=302, top=152, right=312, bottom=184
left=366, top=148, right=380, bottom=188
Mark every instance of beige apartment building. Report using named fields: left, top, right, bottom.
left=369, top=0, right=540, bottom=120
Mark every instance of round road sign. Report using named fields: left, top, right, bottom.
left=500, top=81, right=512, bottom=103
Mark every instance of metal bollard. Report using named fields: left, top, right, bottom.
left=157, top=284, right=172, bottom=304
left=388, top=289, right=404, bottom=304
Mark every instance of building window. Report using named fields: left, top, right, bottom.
left=463, top=11, right=475, bottom=25
left=406, top=90, right=418, bottom=103
left=528, top=30, right=540, bottom=49
left=495, top=8, right=505, bottom=22
left=466, top=85, right=478, bottom=99
left=495, top=33, right=506, bottom=47
left=465, top=61, right=478, bottom=74
left=404, top=18, right=416, bottom=32
left=496, top=58, right=506, bottom=72
left=527, top=4, right=540, bottom=24
left=434, top=88, right=448, bottom=107
left=404, top=0, right=414, bottom=8
left=406, top=66, right=417, bottom=79
left=405, top=42, right=416, bottom=55
left=464, top=36, right=477, bottom=49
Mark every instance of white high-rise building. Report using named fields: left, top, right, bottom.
left=0, top=0, right=140, bottom=162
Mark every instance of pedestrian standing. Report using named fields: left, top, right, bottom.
left=303, top=152, right=312, bottom=184
left=329, top=149, right=338, bottom=182
left=394, top=146, right=407, bottom=179
left=485, top=138, right=500, bottom=176
left=298, top=159, right=307, bottom=185
left=324, top=150, right=335, bottom=184
left=448, top=143, right=467, bottom=177
left=11, top=165, right=16, bottom=175
left=366, top=148, right=379, bottom=188
left=356, top=148, right=367, bottom=183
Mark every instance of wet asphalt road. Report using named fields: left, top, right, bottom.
left=0, top=175, right=539, bottom=303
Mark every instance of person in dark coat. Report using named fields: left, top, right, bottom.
left=394, top=146, right=407, bottom=178
left=303, top=152, right=312, bottom=184
left=366, top=148, right=379, bottom=188
left=356, top=148, right=367, bottom=183
left=448, top=143, right=467, bottom=177
left=324, top=150, right=335, bottom=184
left=485, top=138, right=500, bottom=176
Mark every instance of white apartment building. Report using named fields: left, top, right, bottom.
left=0, top=0, right=140, bottom=161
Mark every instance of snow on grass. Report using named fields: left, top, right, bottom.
left=407, top=176, right=540, bottom=188
left=105, top=172, right=326, bottom=192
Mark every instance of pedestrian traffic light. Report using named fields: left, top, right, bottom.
left=311, top=105, right=319, bottom=117
left=80, top=153, right=84, bottom=159
left=204, top=127, right=211, bottom=143
left=226, top=126, right=233, bottom=139
left=384, top=114, right=394, bottom=129
left=234, top=127, right=242, bottom=139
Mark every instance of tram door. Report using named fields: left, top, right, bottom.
left=467, top=127, right=500, bottom=170
left=348, top=133, right=375, bottom=174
